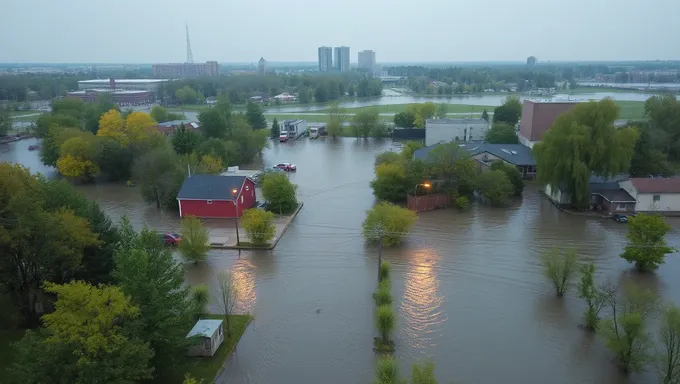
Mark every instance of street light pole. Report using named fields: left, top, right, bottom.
left=232, top=188, right=240, bottom=245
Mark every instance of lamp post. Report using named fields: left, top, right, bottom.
left=232, top=188, right=240, bottom=245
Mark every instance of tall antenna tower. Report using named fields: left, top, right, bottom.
left=185, top=23, right=194, bottom=64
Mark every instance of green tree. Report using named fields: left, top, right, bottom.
left=533, top=99, right=639, bottom=208
left=172, top=123, right=201, bottom=155
left=540, top=248, right=579, bottom=297
left=0, top=108, right=12, bottom=136
left=11, top=281, right=154, bottom=384
left=599, top=283, right=659, bottom=373
left=629, top=125, right=672, bottom=177
left=370, top=163, right=407, bottom=202
left=489, top=161, right=524, bottom=196
left=374, top=355, right=401, bottom=384
left=484, top=122, right=519, bottom=144
left=114, top=218, right=193, bottom=380
left=410, top=361, right=438, bottom=384
left=644, top=94, right=680, bottom=160
left=620, top=213, right=674, bottom=272
left=481, top=109, right=489, bottom=122
left=657, top=305, right=680, bottom=383
left=401, top=141, right=424, bottom=160
left=271, top=118, right=280, bottom=138
left=379, top=260, right=391, bottom=282
left=352, top=109, right=382, bottom=138
left=189, top=285, right=209, bottom=321
left=374, top=279, right=392, bottom=306
left=492, top=96, right=523, bottom=126
left=376, top=304, right=395, bottom=347
left=240, top=208, right=276, bottom=246
left=132, top=147, right=185, bottom=210
left=362, top=201, right=418, bottom=247
left=34, top=113, right=80, bottom=138
left=436, top=103, right=448, bottom=119
left=178, top=215, right=210, bottom=263
left=298, top=86, right=310, bottom=103
left=577, top=263, right=607, bottom=330
left=394, top=111, right=416, bottom=128
left=327, top=103, right=347, bottom=138
left=375, top=151, right=404, bottom=167
left=198, top=108, right=229, bottom=139
left=83, top=94, right=119, bottom=134
left=426, top=142, right=477, bottom=195
left=476, top=170, right=513, bottom=206
left=245, top=101, right=267, bottom=129
left=150, top=105, right=184, bottom=123
left=95, top=138, right=133, bottom=181
left=176, top=85, right=199, bottom=105
left=261, top=171, right=298, bottom=214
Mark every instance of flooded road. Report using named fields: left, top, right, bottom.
left=2, top=137, right=680, bottom=383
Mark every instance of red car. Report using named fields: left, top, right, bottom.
left=273, top=162, right=297, bottom=171
left=160, top=233, right=182, bottom=246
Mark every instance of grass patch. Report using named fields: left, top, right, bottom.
left=0, top=329, right=26, bottom=377
left=172, top=314, right=252, bottom=384
left=8, top=110, right=38, bottom=117
left=373, top=338, right=395, bottom=352
left=614, top=100, right=646, bottom=120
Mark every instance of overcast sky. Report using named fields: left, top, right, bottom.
left=2, top=0, right=679, bottom=64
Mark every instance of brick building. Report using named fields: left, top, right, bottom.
left=518, top=100, right=580, bottom=147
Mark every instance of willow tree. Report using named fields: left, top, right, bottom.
left=533, top=99, right=639, bottom=208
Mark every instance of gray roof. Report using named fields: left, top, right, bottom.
left=177, top=175, right=246, bottom=200
left=413, top=142, right=535, bottom=166
left=157, top=119, right=196, bottom=127
left=596, top=189, right=636, bottom=203
left=186, top=319, right=223, bottom=338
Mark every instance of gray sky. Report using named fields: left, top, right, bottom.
left=2, top=0, right=679, bottom=63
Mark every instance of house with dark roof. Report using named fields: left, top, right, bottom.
left=620, top=178, right=680, bottom=215
left=176, top=175, right=256, bottom=218
left=544, top=174, right=630, bottom=208
left=413, top=142, right=536, bottom=179
left=156, top=120, right=200, bottom=136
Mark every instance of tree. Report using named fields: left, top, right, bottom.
left=657, top=305, right=680, bottom=383
left=426, top=142, right=477, bottom=195
left=493, top=96, right=523, bottom=126
left=261, top=171, right=298, bottom=214
left=172, top=123, right=201, bottom=155
left=150, top=105, right=183, bottom=123
left=375, top=151, right=404, bottom=167
left=216, top=271, right=238, bottom=337
left=352, top=109, right=382, bottom=138
left=476, top=170, right=513, bottom=206
left=11, top=281, right=154, bottom=384
left=189, top=285, right=209, bottom=321
left=95, top=138, right=133, bottom=181
left=599, top=283, right=659, bottom=372
left=370, top=163, right=408, bottom=203
left=577, top=263, right=608, bottom=330
left=540, top=248, right=579, bottom=297
left=533, top=99, right=639, bottom=208
left=644, top=94, right=680, bottom=160
left=489, top=161, right=524, bottom=196
left=484, top=122, right=519, bottom=144
left=362, top=201, right=418, bottom=247
left=56, top=135, right=100, bottom=179
left=241, top=208, right=276, bottom=246
left=374, top=280, right=392, bottom=306
left=379, top=260, right=391, bottom=282
left=124, top=112, right=157, bottom=145
left=96, top=109, right=126, bottom=145
left=198, top=108, right=229, bottom=139
left=176, top=86, right=198, bottom=105
left=481, top=109, right=489, bottom=122
left=436, top=103, right=448, bottom=119
left=0, top=108, right=11, bottom=136
left=620, top=213, right=674, bottom=272
left=629, top=126, right=672, bottom=177
left=245, top=101, right=267, bottom=129
left=132, top=147, right=184, bottom=209
left=114, top=218, right=193, bottom=379
left=178, top=215, right=210, bottom=264
left=327, top=103, right=347, bottom=138
left=410, top=361, right=438, bottom=384
left=407, top=102, right=437, bottom=128
left=374, top=355, right=400, bottom=384
left=271, top=118, right=280, bottom=138
left=376, top=304, right=395, bottom=347
left=394, top=111, right=416, bottom=128
left=35, top=113, right=80, bottom=138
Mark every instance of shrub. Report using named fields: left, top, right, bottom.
left=455, top=195, right=469, bottom=210
left=240, top=208, right=276, bottom=246
left=362, top=201, right=418, bottom=247
left=179, top=215, right=210, bottom=264
left=540, top=248, right=579, bottom=297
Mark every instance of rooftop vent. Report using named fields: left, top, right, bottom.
left=501, top=149, right=512, bottom=155
left=511, top=150, right=518, bottom=155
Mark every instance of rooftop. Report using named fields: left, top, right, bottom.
left=186, top=319, right=223, bottom=338
left=157, top=120, right=199, bottom=128
left=78, top=79, right=169, bottom=84
left=177, top=175, right=247, bottom=200
left=629, top=178, right=680, bottom=194
left=413, top=142, right=535, bottom=166
left=68, top=89, right=149, bottom=94
left=426, top=118, right=487, bottom=125
left=596, top=189, right=636, bottom=203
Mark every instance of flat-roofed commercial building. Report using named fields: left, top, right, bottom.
left=77, top=78, right=168, bottom=93
left=67, top=89, right=154, bottom=104
left=152, top=61, right=219, bottom=78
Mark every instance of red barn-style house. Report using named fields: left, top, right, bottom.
left=176, top=175, right=256, bottom=218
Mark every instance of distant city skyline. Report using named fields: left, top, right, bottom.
left=2, top=0, right=680, bottom=63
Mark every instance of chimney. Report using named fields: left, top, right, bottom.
left=109, top=78, right=116, bottom=90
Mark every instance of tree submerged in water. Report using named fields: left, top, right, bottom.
left=540, top=248, right=579, bottom=297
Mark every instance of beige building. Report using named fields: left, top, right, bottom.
left=620, top=178, right=680, bottom=215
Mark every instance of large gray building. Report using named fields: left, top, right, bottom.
left=318, top=46, right=333, bottom=72
left=425, top=118, right=490, bottom=145
left=334, top=46, right=350, bottom=72
left=358, top=50, right=376, bottom=72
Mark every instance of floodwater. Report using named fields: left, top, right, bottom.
left=2, top=137, right=680, bottom=383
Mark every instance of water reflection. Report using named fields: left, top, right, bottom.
left=231, top=258, right=257, bottom=314
left=400, top=248, right=446, bottom=350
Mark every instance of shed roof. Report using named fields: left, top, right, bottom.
left=177, top=175, right=246, bottom=200
left=629, top=178, right=680, bottom=194
left=595, top=189, right=636, bottom=203
left=186, top=319, right=223, bottom=338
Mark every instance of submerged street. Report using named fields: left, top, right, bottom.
left=3, top=136, right=680, bottom=383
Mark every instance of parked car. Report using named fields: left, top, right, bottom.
left=279, top=133, right=289, bottom=142
left=611, top=214, right=628, bottom=223
left=273, top=162, right=297, bottom=171
left=160, top=233, right=182, bottom=246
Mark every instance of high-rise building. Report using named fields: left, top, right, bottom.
left=152, top=61, right=219, bottom=78
left=258, top=57, right=267, bottom=75
left=334, top=46, right=350, bottom=72
left=358, top=50, right=376, bottom=72
left=318, top=46, right=333, bottom=72
left=526, top=56, right=537, bottom=66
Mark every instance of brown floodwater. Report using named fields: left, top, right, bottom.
left=3, top=137, right=680, bottom=384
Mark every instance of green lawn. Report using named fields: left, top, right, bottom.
left=174, top=314, right=252, bottom=384
left=614, top=100, right=647, bottom=120
left=0, top=329, right=26, bottom=377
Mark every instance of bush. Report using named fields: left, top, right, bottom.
left=240, top=208, right=276, bottom=246
left=261, top=172, right=298, bottom=214
left=489, top=161, right=524, bottom=196
left=362, top=202, right=418, bottom=247
left=370, top=163, right=407, bottom=203
left=455, top=195, right=469, bottom=210
left=476, top=170, right=513, bottom=206
left=374, top=280, right=392, bottom=306
left=179, top=215, right=210, bottom=264
left=189, top=285, right=209, bottom=320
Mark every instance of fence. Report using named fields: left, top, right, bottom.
left=407, top=193, right=451, bottom=212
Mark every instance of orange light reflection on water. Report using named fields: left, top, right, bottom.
left=229, top=258, right=257, bottom=314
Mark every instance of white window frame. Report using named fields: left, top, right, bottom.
left=653, top=194, right=661, bottom=202
left=206, top=200, right=213, bottom=205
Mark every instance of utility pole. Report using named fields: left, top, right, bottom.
left=377, top=227, right=383, bottom=283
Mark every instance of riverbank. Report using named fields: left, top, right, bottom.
left=208, top=203, right=304, bottom=250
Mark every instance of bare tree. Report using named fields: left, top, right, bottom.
left=657, top=305, right=680, bottom=383
left=540, top=248, right=579, bottom=297
left=215, top=271, right=238, bottom=337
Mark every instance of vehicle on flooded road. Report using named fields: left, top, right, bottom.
left=160, top=232, right=182, bottom=246
left=611, top=214, right=629, bottom=223
left=273, top=162, right=296, bottom=171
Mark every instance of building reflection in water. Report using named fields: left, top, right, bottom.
left=400, top=248, right=446, bottom=350
left=228, top=258, right=257, bottom=314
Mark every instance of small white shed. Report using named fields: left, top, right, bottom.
left=186, top=319, right=225, bottom=357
